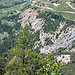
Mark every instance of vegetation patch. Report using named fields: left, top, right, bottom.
left=62, top=13, right=75, bottom=20
left=56, top=33, right=61, bottom=39
left=61, top=52, right=75, bottom=75
left=54, top=3, right=75, bottom=12
left=45, top=38, right=53, bottom=46
left=31, top=6, right=40, bottom=10
left=72, top=40, right=75, bottom=48
left=37, top=11, right=65, bottom=33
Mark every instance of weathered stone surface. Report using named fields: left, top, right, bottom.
left=40, top=28, right=75, bottom=54
left=20, top=7, right=75, bottom=54
left=20, top=8, right=44, bottom=31
left=56, top=55, right=70, bottom=64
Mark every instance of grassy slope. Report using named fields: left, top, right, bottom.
left=62, top=13, right=75, bottom=20
left=0, top=4, right=22, bottom=19
left=61, top=52, right=75, bottom=75
left=47, top=3, right=75, bottom=20
left=0, top=1, right=30, bottom=44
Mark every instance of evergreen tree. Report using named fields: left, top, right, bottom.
left=4, top=28, right=62, bottom=75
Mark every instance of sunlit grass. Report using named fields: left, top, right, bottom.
left=62, top=13, right=75, bottom=20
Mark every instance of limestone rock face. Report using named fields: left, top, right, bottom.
left=56, top=55, right=70, bottom=64
left=19, top=1, right=75, bottom=54
left=20, top=8, right=44, bottom=32
left=40, top=27, right=75, bottom=54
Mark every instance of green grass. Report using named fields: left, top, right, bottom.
left=50, top=3, right=75, bottom=12
left=3, top=32, right=9, bottom=37
left=41, top=9, right=53, bottom=12
left=1, top=19, right=15, bottom=27
left=31, top=6, right=41, bottom=10
left=71, top=3, right=75, bottom=8
left=61, top=52, right=75, bottom=75
left=0, top=32, right=9, bottom=39
left=0, top=4, right=21, bottom=19
left=0, top=34, right=3, bottom=39
left=0, top=0, right=24, bottom=4
left=0, top=34, right=3, bottom=43
left=57, top=0, right=73, bottom=3
left=0, top=32, right=9, bottom=43
left=46, top=2, right=75, bottom=21
left=0, top=0, right=13, bottom=3
left=0, top=1, right=30, bottom=19
left=62, top=13, right=75, bottom=20
left=55, top=11, right=75, bottom=20
left=40, top=7, right=75, bottom=21
left=3, top=3, right=22, bottom=12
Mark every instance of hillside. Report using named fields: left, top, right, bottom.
left=0, top=0, right=75, bottom=75
left=18, top=0, right=75, bottom=54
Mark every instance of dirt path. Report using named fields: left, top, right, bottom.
left=41, top=6, right=75, bottom=14
left=66, top=2, right=75, bottom=10
left=62, top=15, right=75, bottom=21
left=21, top=2, right=26, bottom=8
left=15, top=9, right=19, bottom=13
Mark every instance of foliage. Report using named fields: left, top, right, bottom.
left=62, top=20, right=75, bottom=32
left=72, top=40, right=75, bottom=48
left=45, top=38, right=53, bottom=45
left=21, top=2, right=31, bottom=11
left=56, top=33, right=61, bottom=39
left=0, top=0, right=27, bottom=9
left=0, top=36, right=16, bottom=55
left=29, top=30, right=40, bottom=42
left=0, top=56, right=6, bottom=75
left=37, top=9, right=75, bottom=33
left=37, top=54, right=62, bottom=75
left=31, top=6, right=40, bottom=10
left=0, top=14, right=22, bottom=55
left=37, top=11, right=65, bottom=33
left=4, top=28, right=62, bottom=75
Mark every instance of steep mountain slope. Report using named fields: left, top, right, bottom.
left=0, top=0, right=75, bottom=54
left=19, top=5, right=75, bottom=53
left=0, top=0, right=75, bottom=75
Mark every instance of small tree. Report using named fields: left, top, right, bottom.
left=4, top=28, right=42, bottom=75
left=4, top=28, right=62, bottom=75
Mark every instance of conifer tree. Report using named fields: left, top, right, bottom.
left=4, top=28, right=41, bottom=75
left=4, top=28, right=62, bottom=75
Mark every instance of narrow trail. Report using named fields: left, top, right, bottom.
left=15, top=9, right=19, bottom=13
left=66, top=2, right=75, bottom=10
left=41, top=6, right=75, bottom=14
left=62, top=15, right=75, bottom=21
left=32, top=3, right=75, bottom=14
left=21, top=3, right=26, bottom=8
